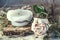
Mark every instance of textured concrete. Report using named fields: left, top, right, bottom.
left=0, top=35, right=60, bottom=40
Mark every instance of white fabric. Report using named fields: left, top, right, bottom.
left=31, top=18, right=51, bottom=36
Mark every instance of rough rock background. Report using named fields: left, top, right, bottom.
left=0, top=0, right=60, bottom=40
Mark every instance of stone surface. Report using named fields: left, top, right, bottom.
left=48, top=38, right=60, bottom=40
left=0, top=35, right=60, bottom=40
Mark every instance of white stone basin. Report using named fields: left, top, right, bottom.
left=7, top=9, right=33, bottom=26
